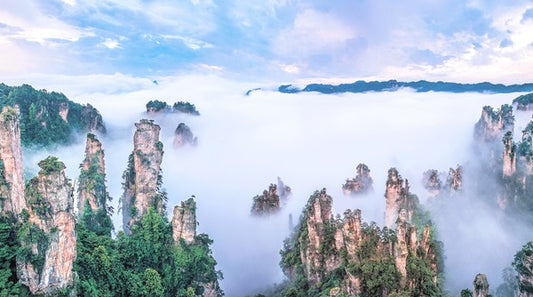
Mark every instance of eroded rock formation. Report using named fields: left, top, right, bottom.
left=173, top=122, right=198, bottom=148
left=385, top=168, right=417, bottom=228
left=445, top=165, right=463, bottom=192
left=473, top=273, right=490, bottom=297
left=122, top=119, right=164, bottom=232
left=172, top=198, right=197, bottom=244
left=18, top=157, right=76, bottom=295
left=423, top=169, right=442, bottom=197
left=78, top=133, right=108, bottom=214
left=277, top=177, right=292, bottom=200
left=342, top=163, right=373, bottom=195
left=474, top=104, right=514, bottom=143
left=503, top=131, right=517, bottom=177
left=251, top=184, right=281, bottom=215
left=0, top=106, right=25, bottom=216
left=281, top=188, right=440, bottom=296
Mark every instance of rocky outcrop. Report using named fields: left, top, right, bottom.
left=18, top=156, right=76, bottom=295
left=251, top=184, right=281, bottom=215
left=297, top=189, right=336, bottom=285
left=122, top=119, right=164, bottom=233
left=423, top=169, right=442, bottom=197
left=75, top=103, right=106, bottom=133
left=173, top=123, right=198, bottom=148
left=503, top=131, right=517, bottom=177
left=385, top=168, right=417, bottom=228
left=473, top=273, right=490, bottom=297
left=78, top=133, right=108, bottom=214
left=172, top=198, right=197, bottom=244
left=0, top=106, right=26, bottom=216
left=281, top=188, right=441, bottom=296
left=342, top=163, right=373, bottom=195
left=277, top=177, right=292, bottom=200
left=474, top=104, right=514, bottom=143
left=445, top=165, right=463, bottom=192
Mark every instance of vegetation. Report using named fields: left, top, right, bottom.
left=0, top=83, right=105, bottom=147
left=513, top=93, right=533, bottom=110
left=278, top=190, right=443, bottom=297
left=37, top=156, right=66, bottom=176
left=75, top=208, right=223, bottom=297
left=145, top=100, right=200, bottom=115
left=513, top=242, right=533, bottom=295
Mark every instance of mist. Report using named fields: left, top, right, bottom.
left=19, top=75, right=533, bottom=296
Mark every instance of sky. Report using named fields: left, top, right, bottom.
left=0, top=0, right=532, bottom=84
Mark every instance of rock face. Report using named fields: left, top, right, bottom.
left=277, top=177, right=292, bottom=200
left=251, top=184, right=281, bottom=215
left=385, top=168, right=417, bottom=228
left=173, top=123, right=198, bottom=148
left=473, top=273, right=490, bottom=297
left=18, top=157, right=76, bottom=295
left=342, top=163, right=373, bottom=195
left=446, top=165, right=463, bottom=192
left=503, top=131, right=517, bottom=177
left=78, top=133, right=108, bottom=214
left=423, top=169, right=442, bottom=197
left=122, top=119, right=164, bottom=233
left=0, top=106, right=25, bottom=216
left=474, top=104, right=514, bottom=143
left=281, top=188, right=440, bottom=296
left=172, top=198, right=196, bottom=244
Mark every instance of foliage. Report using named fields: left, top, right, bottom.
left=38, top=156, right=65, bottom=176
left=75, top=208, right=223, bottom=296
left=0, top=83, right=105, bottom=147
left=146, top=100, right=170, bottom=112
left=513, top=242, right=533, bottom=294
left=513, top=93, right=533, bottom=106
left=144, top=99, right=200, bottom=115
left=173, top=101, right=200, bottom=115
left=0, top=216, right=23, bottom=296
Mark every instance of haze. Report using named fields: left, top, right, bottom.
left=16, top=75, right=530, bottom=296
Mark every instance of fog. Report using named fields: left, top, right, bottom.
left=20, top=75, right=533, bottom=296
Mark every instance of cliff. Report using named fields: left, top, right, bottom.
left=251, top=184, right=281, bottom=215
left=473, top=273, right=490, bottom=297
left=423, top=169, right=442, bottom=197
left=342, top=163, right=373, bottom=195
left=277, top=177, right=292, bottom=200
left=503, top=131, right=517, bottom=177
left=280, top=187, right=442, bottom=296
left=173, top=123, right=198, bottom=148
left=172, top=198, right=196, bottom=244
left=513, top=93, right=533, bottom=111
left=18, top=156, right=76, bottom=295
left=145, top=100, right=200, bottom=115
left=0, top=83, right=106, bottom=147
left=122, top=119, right=164, bottom=233
left=445, top=165, right=463, bottom=192
left=385, top=168, right=417, bottom=228
left=474, top=104, right=514, bottom=143
left=78, top=133, right=109, bottom=214
left=0, top=106, right=26, bottom=216
left=514, top=242, right=533, bottom=297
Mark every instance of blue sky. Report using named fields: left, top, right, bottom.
left=0, top=0, right=532, bottom=83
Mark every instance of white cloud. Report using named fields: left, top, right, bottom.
left=160, top=34, right=213, bottom=50
left=0, top=2, right=91, bottom=45
left=274, top=9, right=356, bottom=57
left=101, top=38, right=120, bottom=49
left=61, top=0, right=77, bottom=6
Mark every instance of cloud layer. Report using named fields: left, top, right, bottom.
left=0, top=0, right=532, bottom=82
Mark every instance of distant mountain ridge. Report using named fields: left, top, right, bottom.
left=273, top=80, right=533, bottom=94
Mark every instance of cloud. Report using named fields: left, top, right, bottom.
left=274, top=9, right=356, bottom=58
left=160, top=34, right=213, bottom=50
left=22, top=74, right=533, bottom=296
left=101, top=38, right=120, bottom=49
